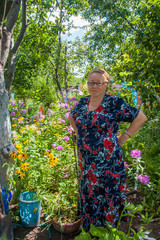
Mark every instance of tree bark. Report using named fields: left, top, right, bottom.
left=0, top=66, right=15, bottom=187
left=0, top=0, right=27, bottom=187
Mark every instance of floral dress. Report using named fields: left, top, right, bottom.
left=70, top=93, right=139, bottom=231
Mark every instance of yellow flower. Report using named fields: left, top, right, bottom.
left=16, top=144, right=22, bottom=149
left=40, top=119, right=44, bottom=123
left=58, top=125, right=62, bottom=128
left=50, top=157, right=59, bottom=167
left=18, top=153, right=27, bottom=161
left=44, top=151, right=50, bottom=157
left=15, top=168, right=21, bottom=174
left=20, top=162, right=29, bottom=171
left=24, top=140, right=28, bottom=144
left=35, top=122, right=39, bottom=126
left=49, top=152, right=54, bottom=159
left=9, top=152, right=17, bottom=158
left=20, top=172, right=25, bottom=179
left=66, top=145, right=70, bottom=148
left=18, top=117, right=24, bottom=121
left=55, top=133, right=59, bottom=136
left=124, top=53, right=129, bottom=59
left=52, top=124, right=56, bottom=128
left=17, top=149, right=22, bottom=154
left=12, top=124, right=17, bottom=127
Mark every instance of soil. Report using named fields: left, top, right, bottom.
left=10, top=194, right=160, bottom=240
left=13, top=213, right=160, bottom=239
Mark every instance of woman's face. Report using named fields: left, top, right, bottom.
left=87, top=73, right=109, bottom=98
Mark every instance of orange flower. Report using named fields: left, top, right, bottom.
left=54, top=192, right=59, bottom=195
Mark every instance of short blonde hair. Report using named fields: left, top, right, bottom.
left=88, top=68, right=110, bottom=82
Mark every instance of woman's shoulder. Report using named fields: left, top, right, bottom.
left=104, top=94, right=123, bottom=105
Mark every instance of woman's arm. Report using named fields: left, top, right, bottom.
left=69, top=114, right=78, bottom=134
left=118, top=111, right=147, bottom=147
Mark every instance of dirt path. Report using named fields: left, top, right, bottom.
left=13, top=218, right=160, bottom=240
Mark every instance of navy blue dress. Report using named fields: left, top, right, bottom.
left=71, top=93, right=139, bottom=231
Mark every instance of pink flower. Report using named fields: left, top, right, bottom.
left=64, top=112, right=70, bottom=119
left=57, top=146, right=63, bottom=151
left=130, top=149, right=141, bottom=158
left=63, top=136, right=69, bottom=141
left=138, top=174, right=150, bottom=185
left=124, top=162, right=129, bottom=168
left=52, top=144, right=56, bottom=148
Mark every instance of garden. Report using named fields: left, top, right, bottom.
left=0, top=0, right=160, bottom=239
left=5, top=85, right=160, bottom=240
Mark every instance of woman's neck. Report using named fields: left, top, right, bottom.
left=90, top=94, right=105, bottom=105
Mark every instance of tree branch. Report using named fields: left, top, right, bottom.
left=5, top=0, right=27, bottom=91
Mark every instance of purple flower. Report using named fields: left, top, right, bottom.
left=11, top=102, right=16, bottom=106
left=19, top=102, right=24, bottom=107
left=13, top=108, right=17, bottom=112
left=47, top=109, right=54, bottom=116
left=130, top=149, right=141, bottom=158
left=52, top=144, right=56, bottom=148
left=138, top=174, right=150, bottom=185
left=20, top=109, right=26, bottom=115
left=24, top=118, right=28, bottom=121
left=10, top=112, right=16, bottom=117
left=71, top=97, right=76, bottom=101
left=64, top=112, right=70, bottom=119
left=63, top=136, right=69, bottom=141
left=12, top=117, right=17, bottom=121
left=28, top=108, right=31, bottom=111
left=57, top=146, right=63, bottom=151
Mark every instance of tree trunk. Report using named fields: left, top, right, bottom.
left=0, top=66, right=14, bottom=187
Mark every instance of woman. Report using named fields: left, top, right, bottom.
left=69, top=68, right=147, bottom=231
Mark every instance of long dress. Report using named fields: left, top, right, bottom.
left=70, top=93, right=139, bottom=231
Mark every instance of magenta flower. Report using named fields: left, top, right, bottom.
left=130, top=149, right=141, bottom=158
left=63, top=136, right=69, bottom=141
left=52, top=144, right=56, bottom=148
left=138, top=174, right=150, bottom=185
left=74, top=101, right=79, bottom=106
left=64, top=112, right=70, bottom=119
left=124, top=161, right=129, bottom=168
left=11, top=102, right=16, bottom=106
left=57, top=146, right=63, bottom=151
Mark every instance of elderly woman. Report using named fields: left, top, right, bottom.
left=69, top=68, right=147, bottom=231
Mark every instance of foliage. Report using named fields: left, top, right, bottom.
left=79, top=0, right=160, bottom=108
left=74, top=202, right=151, bottom=240
left=8, top=93, right=83, bottom=223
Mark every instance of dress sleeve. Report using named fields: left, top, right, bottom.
left=70, top=97, right=83, bottom=120
left=115, top=97, right=140, bottom=122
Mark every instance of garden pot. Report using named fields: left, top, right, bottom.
left=19, top=191, right=41, bottom=227
left=53, top=217, right=82, bottom=234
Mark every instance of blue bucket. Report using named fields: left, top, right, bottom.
left=19, top=191, right=41, bottom=227
left=1, top=188, right=12, bottom=212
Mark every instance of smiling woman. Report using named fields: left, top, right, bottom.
left=69, top=68, right=147, bottom=231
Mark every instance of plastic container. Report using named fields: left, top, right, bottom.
left=19, top=191, right=41, bottom=227
left=1, top=188, right=12, bottom=212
